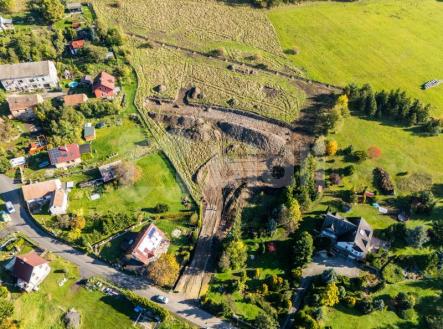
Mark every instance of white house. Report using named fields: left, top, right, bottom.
left=22, top=179, right=69, bottom=215
left=10, top=252, right=51, bottom=292
left=49, top=189, right=68, bottom=215
left=0, top=61, right=59, bottom=92
left=128, top=224, right=169, bottom=265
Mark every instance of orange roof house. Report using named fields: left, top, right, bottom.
left=92, top=71, right=116, bottom=99
left=69, top=39, right=85, bottom=55
left=63, top=93, right=88, bottom=107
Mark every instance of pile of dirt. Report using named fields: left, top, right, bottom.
left=148, top=112, right=221, bottom=142
left=217, top=121, right=285, bottom=152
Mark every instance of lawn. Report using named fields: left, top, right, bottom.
left=100, top=216, right=194, bottom=263
left=269, top=0, right=443, bottom=116
left=69, top=152, right=189, bottom=216
left=322, top=279, right=443, bottom=329
left=317, top=115, right=443, bottom=223
left=3, top=255, right=137, bottom=329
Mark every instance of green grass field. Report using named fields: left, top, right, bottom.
left=7, top=256, right=136, bottom=329
left=269, top=0, right=443, bottom=116
left=69, top=152, right=188, bottom=216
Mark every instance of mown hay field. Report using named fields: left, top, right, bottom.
left=90, top=0, right=297, bottom=73
left=130, top=38, right=305, bottom=123
left=269, top=0, right=443, bottom=115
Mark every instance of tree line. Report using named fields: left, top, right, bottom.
left=345, top=84, right=442, bottom=135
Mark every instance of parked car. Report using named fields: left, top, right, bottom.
left=96, top=122, right=106, bottom=129
left=154, top=295, right=169, bottom=304
left=5, top=201, right=15, bottom=214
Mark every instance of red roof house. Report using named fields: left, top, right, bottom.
left=48, top=144, right=81, bottom=169
left=11, top=252, right=50, bottom=292
left=127, top=224, right=169, bottom=265
left=69, top=39, right=85, bottom=55
left=93, top=71, right=116, bottom=99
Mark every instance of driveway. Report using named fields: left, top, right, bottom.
left=303, top=253, right=362, bottom=278
left=0, top=175, right=233, bottom=329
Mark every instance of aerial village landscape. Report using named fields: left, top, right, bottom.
left=0, top=1, right=442, bottom=329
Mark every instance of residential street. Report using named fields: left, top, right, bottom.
left=0, top=174, right=233, bottom=329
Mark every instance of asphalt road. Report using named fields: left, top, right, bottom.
left=0, top=174, right=233, bottom=329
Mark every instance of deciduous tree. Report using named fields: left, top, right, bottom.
left=147, top=254, right=179, bottom=287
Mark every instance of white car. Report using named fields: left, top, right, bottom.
left=5, top=202, right=15, bottom=214
left=154, top=295, right=169, bottom=304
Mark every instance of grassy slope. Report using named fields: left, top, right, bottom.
left=12, top=256, right=135, bottom=329
left=269, top=0, right=443, bottom=116
left=69, top=152, right=188, bottom=216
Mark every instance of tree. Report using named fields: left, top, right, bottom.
left=0, top=156, right=11, bottom=174
left=116, top=161, right=142, bottom=186
left=286, top=199, right=302, bottom=232
left=431, top=220, right=443, bottom=246
left=395, top=292, right=415, bottom=310
left=293, top=231, right=313, bottom=268
left=223, top=240, right=247, bottom=271
left=38, top=0, right=65, bottom=23
left=406, top=226, right=429, bottom=248
left=321, top=282, right=340, bottom=307
left=72, top=213, right=86, bottom=231
left=83, top=44, right=108, bottom=63
left=0, top=0, right=15, bottom=13
left=146, top=254, right=179, bottom=287
left=106, top=27, right=125, bottom=46
left=326, top=140, right=338, bottom=156
left=254, top=313, right=278, bottom=329
left=367, top=146, right=382, bottom=159
left=154, top=203, right=169, bottom=213
left=411, top=190, right=436, bottom=214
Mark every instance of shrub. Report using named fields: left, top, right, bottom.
left=405, top=226, right=429, bottom=248
left=154, top=203, right=170, bottom=213
left=373, top=167, right=395, bottom=195
left=326, top=140, right=338, bottom=156
left=353, top=150, right=368, bottom=163
left=357, top=298, right=373, bottom=314
left=382, top=263, right=404, bottom=284
left=373, top=299, right=385, bottom=311
left=344, top=296, right=356, bottom=307
left=367, top=146, right=382, bottom=159
left=395, top=292, right=415, bottom=310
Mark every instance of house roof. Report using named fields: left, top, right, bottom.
left=12, top=252, right=48, bottom=283
left=51, top=189, right=67, bottom=208
left=322, top=213, right=373, bottom=254
left=70, top=39, right=85, bottom=49
left=7, top=94, right=43, bottom=113
left=129, top=224, right=168, bottom=264
left=83, top=123, right=95, bottom=137
left=48, top=144, right=81, bottom=165
left=93, top=71, right=115, bottom=91
left=22, top=179, right=61, bottom=201
left=63, top=93, right=88, bottom=106
left=0, top=61, right=54, bottom=80
left=66, top=2, right=82, bottom=10
left=98, top=160, right=121, bottom=182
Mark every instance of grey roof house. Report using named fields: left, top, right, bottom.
left=0, top=61, right=59, bottom=92
left=320, top=213, right=373, bottom=260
